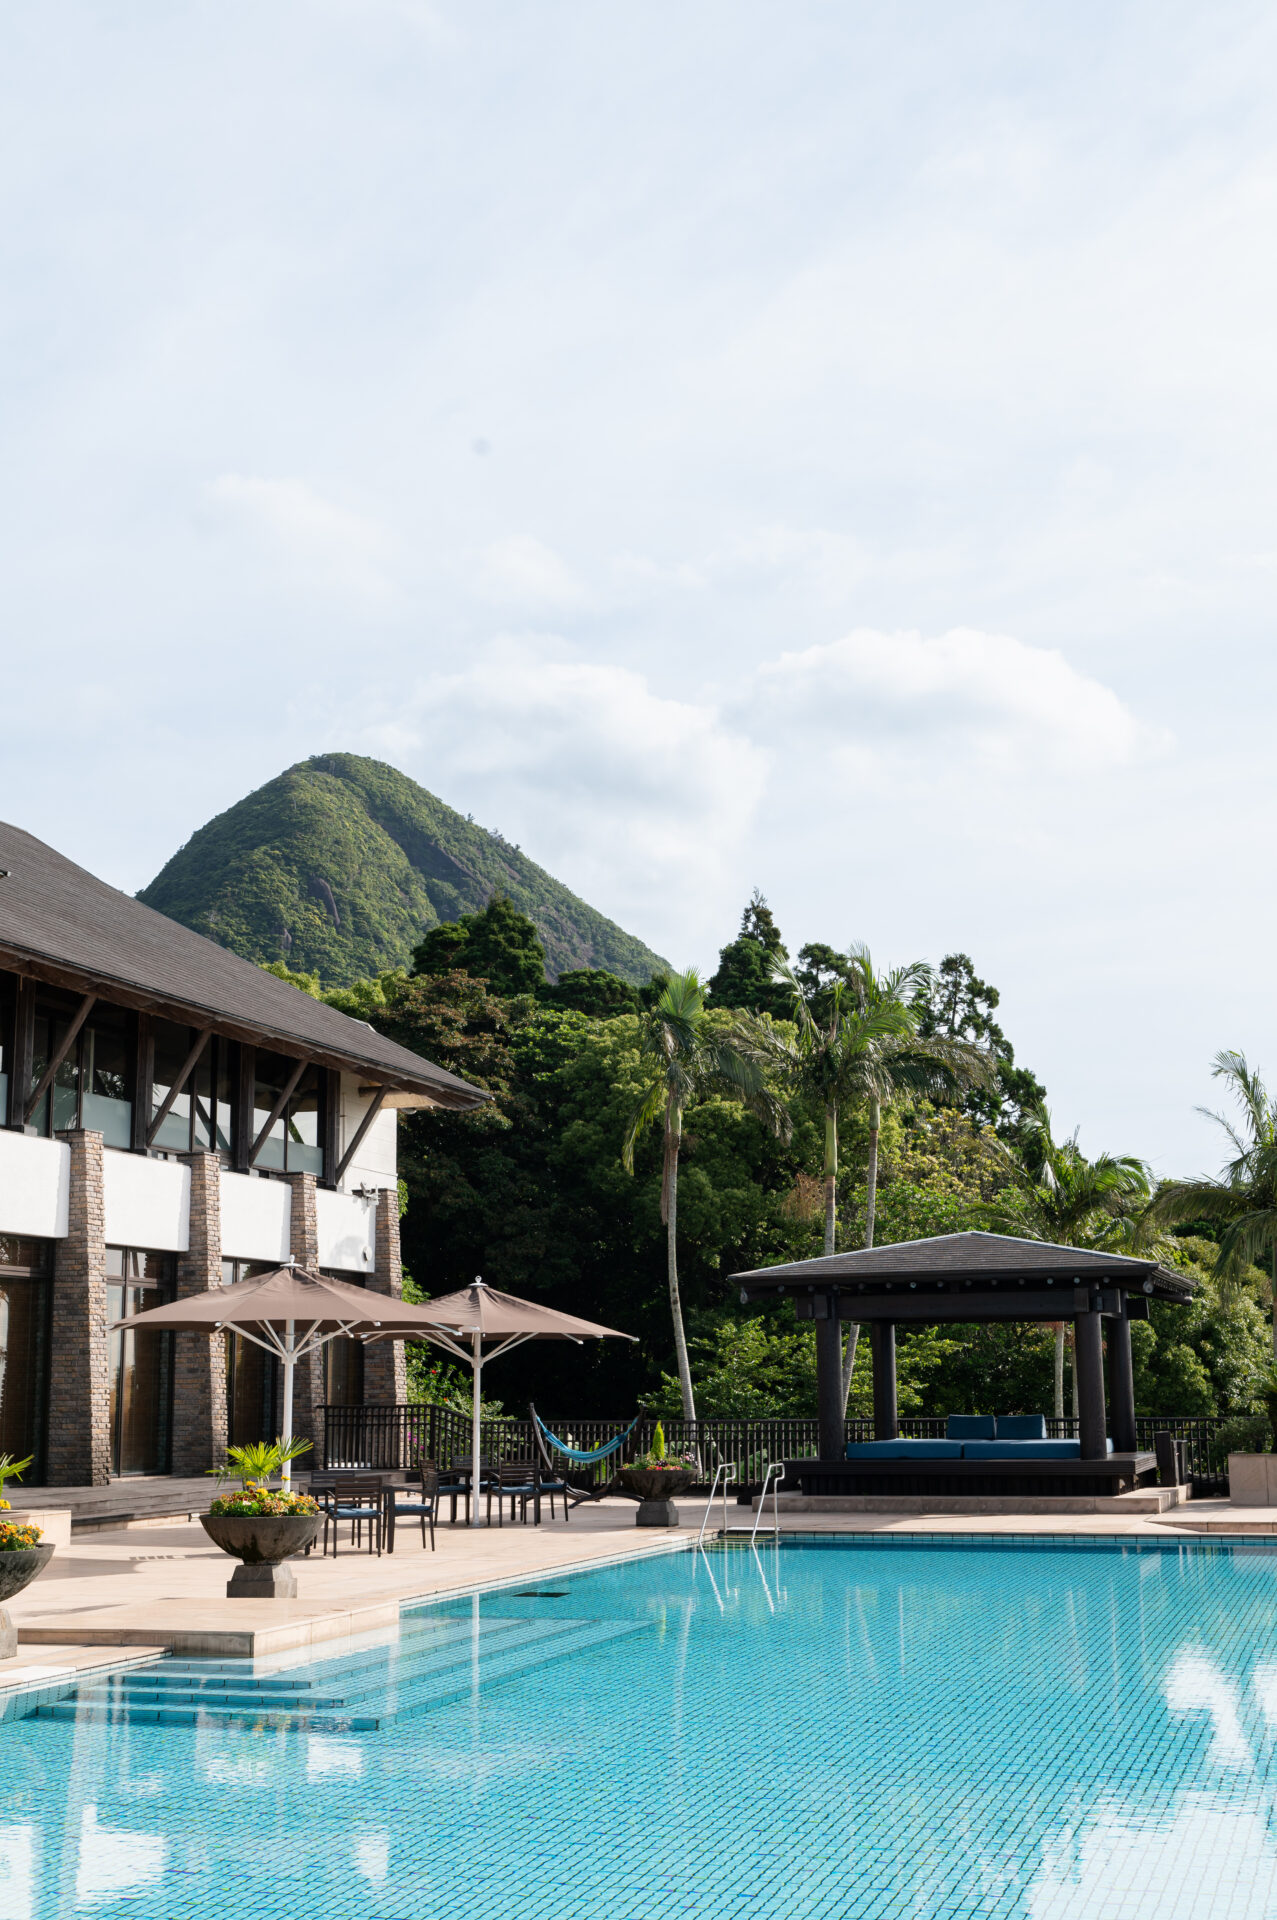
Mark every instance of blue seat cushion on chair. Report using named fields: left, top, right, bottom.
left=945, top=1415, right=996, bottom=1440
left=960, top=1440, right=1082, bottom=1460
left=995, top=1415, right=1048, bottom=1440
left=846, top=1440, right=964, bottom=1459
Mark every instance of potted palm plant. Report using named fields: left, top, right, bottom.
left=0, top=1454, right=54, bottom=1658
left=618, top=1423, right=699, bottom=1526
left=201, top=1439, right=322, bottom=1597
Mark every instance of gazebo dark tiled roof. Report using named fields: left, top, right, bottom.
left=0, top=820, right=485, bottom=1108
left=733, top=1230, right=1192, bottom=1302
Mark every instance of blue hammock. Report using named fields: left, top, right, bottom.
left=531, top=1409, right=642, bottom=1465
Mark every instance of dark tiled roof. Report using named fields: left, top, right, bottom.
left=0, top=821, right=485, bottom=1109
left=734, top=1231, right=1192, bottom=1298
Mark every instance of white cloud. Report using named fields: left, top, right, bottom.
left=208, top=475, right=389, bottom=598
left=361, top=640, right=766, bottom=956
left=748, top=626, right=1167, bottom=772
left=476, top=536, right=589, bottom=611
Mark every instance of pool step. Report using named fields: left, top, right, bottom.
left=32, top=1615, right=645, bottom=1732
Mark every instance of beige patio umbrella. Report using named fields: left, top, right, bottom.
left=382, top=1276, right=636, bottom=1528
left=111, top=1263, right=461, bottom=1487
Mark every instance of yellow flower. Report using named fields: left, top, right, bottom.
left=0, top=1499, right=10, bottom=1511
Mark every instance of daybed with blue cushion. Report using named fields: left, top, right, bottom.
left=797, top=1408, right=1152, bottom=1497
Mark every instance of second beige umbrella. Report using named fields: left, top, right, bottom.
left=383, top=1276, right=636, bottom=1527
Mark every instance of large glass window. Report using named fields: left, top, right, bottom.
left=26, top=1000, right=133, bottom=1148
left=151, top=1025, right=235, bottom=1159
left=222, top=1260, right=280, bottom=1446
left=252, top=1054, right=324, bottom=1175
left=106, top=1249, right=174, bottom=1476
left=0, top=1237, right=50, bottom=1482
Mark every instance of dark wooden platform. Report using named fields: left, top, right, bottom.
left=785, top=1452, right=1159, bottom=1500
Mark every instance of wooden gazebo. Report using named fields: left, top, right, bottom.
left=732, top=1232, right=1194, bottom=1499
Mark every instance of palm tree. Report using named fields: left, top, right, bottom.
left=622, top=969, right=791, bottom=1420
left=984, top=1106, right=1155, bottom=1415
left=1146, top=1051, right=1277, bottom=1355
left=772, top=945, right=992, bottom=1402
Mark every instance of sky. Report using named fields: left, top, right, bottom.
left=2, top=1, right=1275, bottom=1176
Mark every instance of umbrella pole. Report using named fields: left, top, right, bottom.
left=471, top=1329, right=483, bottom=1529
left=281, top=1320, right=296, bottom=1491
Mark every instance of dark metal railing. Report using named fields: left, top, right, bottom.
left=319, top=1406, right=1235, bottom=1496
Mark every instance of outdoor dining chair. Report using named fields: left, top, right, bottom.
left=487, top=1459, right=541, bottom=1527
left=315, top=1474, right=384, bottom=1557
left=385, top=1463, right=439, bottom=1552
left=449, top=1456, right=498, bottom=1525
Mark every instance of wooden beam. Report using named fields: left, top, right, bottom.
left=322, top=1068, right=340, bottom=1187
left=234, top=1043, right=254, bottom=1171
left=131, top=1012, right=153, bottom=1152
left=7, top=976, right=35, bottom=1129
left=145, top=1027, right=212, bottom=1148
left=25, top=994, right=96, bottom=1124
left=335, top=1087, right=387, bottom=1186
left=246, top=1058, right=307, bottom=1169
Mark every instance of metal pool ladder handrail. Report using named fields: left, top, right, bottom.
left=698, top=1462, right=737, bottom=1545
left=749, top=1460, right=785, bottom=1544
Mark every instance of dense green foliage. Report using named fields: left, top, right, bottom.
left=139, top=752, right=668, bottom=986
left=289, top=889, right=1270, bottom=1425
left=255, top=893, right=1270, bottom=1424
left=412, top=894, right=550, bottom=996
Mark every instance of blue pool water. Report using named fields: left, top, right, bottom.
left=6, top=1534, right=1277, bottom=1919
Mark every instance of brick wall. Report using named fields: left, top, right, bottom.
left=363, top=1185, right=407, bottom=1405
left=45, top=1130, right=110, bottom=1486
left=172, top=1153, right=227, bottom=1474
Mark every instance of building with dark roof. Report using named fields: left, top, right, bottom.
left=0, top=820, right=487, bottom=1487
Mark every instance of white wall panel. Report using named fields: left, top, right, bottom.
left=337, top=1080, right=398, bottom=1194
left=316, top=1187, right=377, bottom=1274
left=103, top=1151, right=190, bottom=1253
left=0, top=1133, right=70, bottom=1239
left=220, top=1171, right=291, bottom=1263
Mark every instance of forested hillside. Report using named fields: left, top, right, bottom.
left=138, top=753, right=668, bottom=986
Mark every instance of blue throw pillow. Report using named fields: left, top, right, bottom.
left=945, top=1415, right=996, bottom=1440
left=995, top=1415, right=1048, bottom=1440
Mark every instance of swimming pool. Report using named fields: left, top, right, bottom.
left=5, top=1534, right=1277, bottom=1919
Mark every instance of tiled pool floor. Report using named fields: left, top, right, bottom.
left=5, top=1534, right=1277, bottom=1919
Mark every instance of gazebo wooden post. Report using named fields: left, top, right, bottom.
left=1074, top=1309, right=1108, bottom=1459
left=871, top=1322, right=898, bottom=1440
left=816, top=1300, right=844, bottom=1459
left=1108, top=1301, right=1138, bottom=1454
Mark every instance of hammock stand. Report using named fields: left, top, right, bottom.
left=529, top=1406, right=645, bottom=1508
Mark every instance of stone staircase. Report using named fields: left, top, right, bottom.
left=31, top=1610, right=644, bottom=1732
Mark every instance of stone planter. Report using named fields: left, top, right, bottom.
left=200, top=1513, right=322, bottom=1598
left=617, top=1467, right=698, bottom=1528
left=0, top=1543, right=55, bottom=1658
left=1228, top=1453, right=1277, bottom=1508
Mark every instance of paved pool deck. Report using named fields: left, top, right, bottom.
left=2, top=1494, right=1272, bottom=1686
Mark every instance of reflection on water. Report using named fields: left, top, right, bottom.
left=6, top=1538, right=1277, bottom=1918
left=0, top=1825, right=34, bottom=1920
left=74, top=1809, right=166, bottom=1905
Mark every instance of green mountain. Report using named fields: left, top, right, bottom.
left=139, top=753, right=669, bottom=988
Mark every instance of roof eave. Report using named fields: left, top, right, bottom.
left=0, top=938, right=489, bottom=1111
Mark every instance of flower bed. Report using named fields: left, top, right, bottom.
left=0, top=1520, right=42, bottom=1552
left=208, top=1481, right=319, bottom=1519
